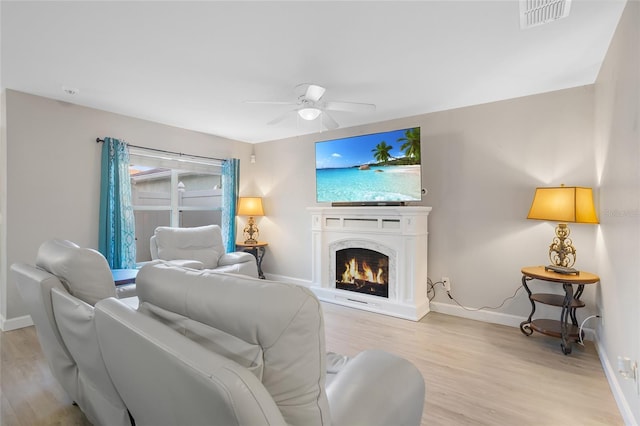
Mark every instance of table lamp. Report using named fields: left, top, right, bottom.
left=527, top=185, right=598, bottom=273
left=237, top=197, right=264, bottom=244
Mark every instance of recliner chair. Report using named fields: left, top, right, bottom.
left=11, top=239, right=136, bottom=426
left=149, top=224, right=259, bottom=277
left=95, top=262, right=426, bottom=426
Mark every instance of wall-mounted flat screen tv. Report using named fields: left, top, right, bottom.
left=315, top=127, right=422, bottom=205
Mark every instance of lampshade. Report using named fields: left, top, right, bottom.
left=527, top=185, right=598, bottom=271
left=298, top=107, right=322, bottom=121
left=237, top=197, right=264, bottom=217
left=527, top=186, right=599, bottom=224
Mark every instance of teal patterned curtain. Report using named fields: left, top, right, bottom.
left=98, top=137, right=137, bottom=269
left=221, top=158, right=239, bottom=252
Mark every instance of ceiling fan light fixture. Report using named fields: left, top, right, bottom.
left=298, top=107, right=322, bottom=121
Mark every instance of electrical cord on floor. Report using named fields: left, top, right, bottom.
left=427, top=277, right=601, bottom=335
left=445, top=285, right=523, bottom=311
left=427, top=276, right=523, bottom=311
left=578, top=315, right=601, bottom=346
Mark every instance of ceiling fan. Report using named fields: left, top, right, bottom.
left=245, top=83, right=376, bottom=130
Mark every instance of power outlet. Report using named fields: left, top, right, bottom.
left=617, top=357, right=639, bottom=395
left=442, top=277, right=451, bottom=292
left=597, top=306, right=604, bottom=327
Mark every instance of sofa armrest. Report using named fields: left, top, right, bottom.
left=218, top=252, right=255, bottom=266
left=326, top=350, right=425, bottom=426
left=50, top=289, right=132, bottom=426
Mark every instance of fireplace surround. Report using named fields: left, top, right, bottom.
left=309, top=206, right=431, bottom=321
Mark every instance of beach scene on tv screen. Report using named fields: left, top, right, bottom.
left=316, top=127, right=421, bottom=203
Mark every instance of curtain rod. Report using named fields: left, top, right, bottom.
left=96, top=138, right=225, bottom=162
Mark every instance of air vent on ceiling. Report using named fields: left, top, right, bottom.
left=520, top=0, right=572, bottom=29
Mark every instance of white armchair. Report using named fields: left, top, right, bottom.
left=149, top=225, right=259, bottom=278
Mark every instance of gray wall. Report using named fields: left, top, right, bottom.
left=594, top=1, right=640, bottom=422
left=254, top=85, right=598, bottom=323
left=0, top=90, right=253, bottom=323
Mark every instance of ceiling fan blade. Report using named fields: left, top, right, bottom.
left=267, top=111, right=293, bottom=125
left=305, top=84, right=326, bottom=102
left=322, top=111, right=339, bottom=130
left=323, top=101, right=376, bottom=113
left=245, top=100, right=298, bottom=105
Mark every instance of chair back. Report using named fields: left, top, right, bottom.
left=134, top=262, right=331, bottom=425
left=95, top=297, right=287, bottom=426
left=35, top=239, right=116, bottom=306
left=150, top=225, right=224, bottom=268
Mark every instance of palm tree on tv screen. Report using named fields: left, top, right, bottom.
left=371, top=141, right=394, bottom=165
left=398, top=127, right=420, bottom=163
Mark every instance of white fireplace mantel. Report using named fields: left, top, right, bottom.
left=308, top=206, right=432, bottom=321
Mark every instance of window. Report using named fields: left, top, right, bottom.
left=129, top=149, right=223, bottom=263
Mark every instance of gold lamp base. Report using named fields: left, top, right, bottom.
left=547, top=223, right=577, bottom=271
left=243, top=216, right=260, bottom=244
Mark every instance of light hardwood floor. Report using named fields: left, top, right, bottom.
left=1, top=303, right=623, bottom=426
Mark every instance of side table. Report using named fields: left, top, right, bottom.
left=111, top=268, right=139, bottom=299
left=519, top=266, right=599, bottom=355
left=236, top=242, right=268, bottom=279
left=112, top=269, right=138, bottom=286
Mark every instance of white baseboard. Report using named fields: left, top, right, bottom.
left=594, top=335, right=638, bottom=426
left=265, top=278, right=597, bottom=339
left=1, top=314, right=33, bottom=331
left=430, top=301, right=525, bottom=328
left=429, top=301, right=596, bottom=341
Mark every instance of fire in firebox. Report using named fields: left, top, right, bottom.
left=335, top=248, right=389, bottom=298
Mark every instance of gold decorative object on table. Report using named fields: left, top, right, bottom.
left=237, top=197, right=264, bottom=244
left=527, top=185, right=599, bottom=274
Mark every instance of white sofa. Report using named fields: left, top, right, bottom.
left=10, top=239, right=136, bottom=426
left=150, top=224, right=259, bottom=278
left=13, top=239, right=425, bottom=425
left=95, top=262, right=426, bottom=426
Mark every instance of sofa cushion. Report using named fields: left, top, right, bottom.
left=154, top=225, right=223, bottom=269
left=138, top=302, right=265, bottom=380
left=135, top=262, right=331, bottom=426
left=36, top=239, right=116, bottom=306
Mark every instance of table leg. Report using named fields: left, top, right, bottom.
left=519, top=275, right=535, bottom=336
left=239, top=246, right=266, bottom=279
left=254, top=246, right=265, bottom=279
left=561, top=283, right=574, bottom=355
left=570, top=284, right=585, bottom=326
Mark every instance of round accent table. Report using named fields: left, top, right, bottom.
left=519, top=266, right=599, bottom=355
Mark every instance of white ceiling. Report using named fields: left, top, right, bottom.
left=1, top=1, right=627, bottom=143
